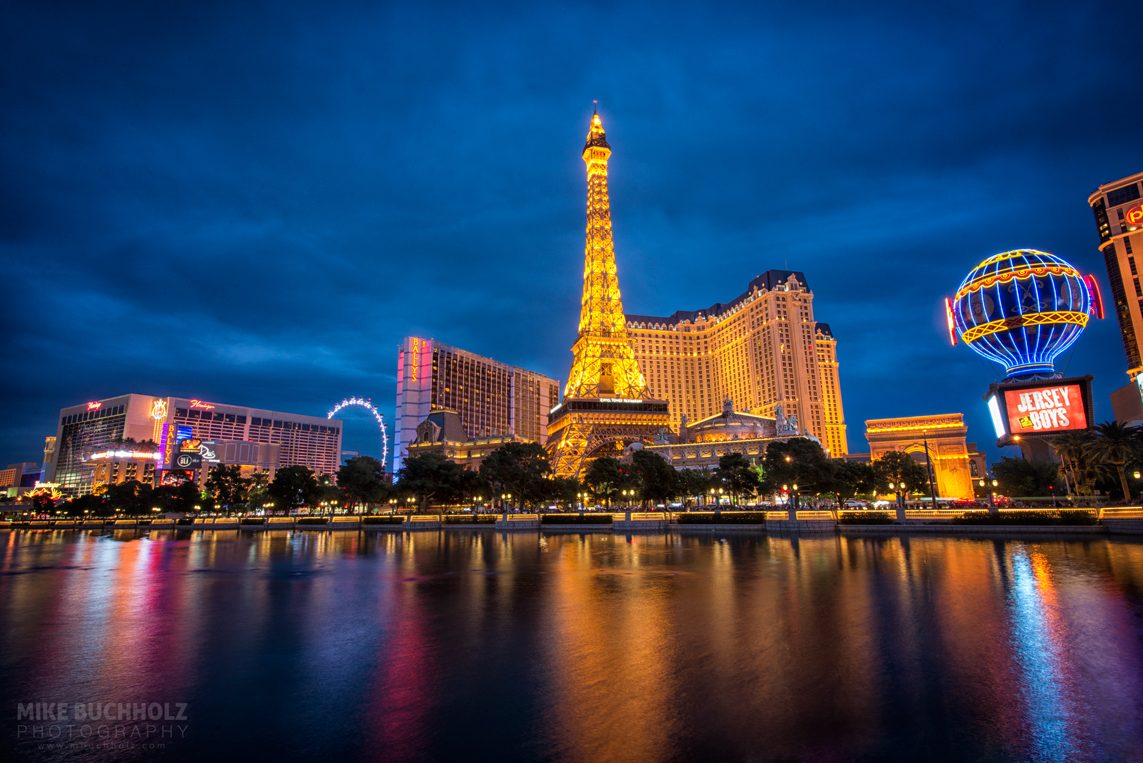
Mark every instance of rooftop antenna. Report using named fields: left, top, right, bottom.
left=593, top=99, right=598, bottom=114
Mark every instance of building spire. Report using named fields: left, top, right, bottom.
left=562, top=110, right=647, bottom=400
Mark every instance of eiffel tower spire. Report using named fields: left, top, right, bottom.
left=548, top=107, right=668, bottom=478
left=564, top=108, right=650, bottom=400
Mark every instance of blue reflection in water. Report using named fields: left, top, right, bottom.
left=1007, top=545, right=1078, bottom=761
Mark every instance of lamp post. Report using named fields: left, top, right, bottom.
left=501, top=493, right=511, bottom=521
left=921, top=428, right=938, bottom=509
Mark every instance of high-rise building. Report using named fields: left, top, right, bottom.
left=547, top=108, right=670, bottom=478
left=1089, top=170, right=1143, bottom=378
left=626, top=270, right=848, bottom=457
left=48, top=394, right=342, bottom=495
left=393, top=337, right=560, bottom=474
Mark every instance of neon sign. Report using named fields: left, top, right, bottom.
left=1084, top=275, right=1104, bottom=320
left=189, top=399, right=214, bottom=409
left=1126, top=205, right=1143, bottom=226
left=151, top=399, right=169, bottom=420
left=86, top=401, right=101, bottom=411
left=410, top=338, right=421, bottom=382
left=89, top=450, right=161, bottom=460
left=943, top=297, right=958, bottom=346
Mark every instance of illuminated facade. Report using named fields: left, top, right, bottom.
left=862, top=414, right=975, bottom=501
left=406, top=409, right=530, bottom=472
left=641, top=397, right=816, bottom=471
left=394, top=337, right=560, bottom=474
left=49, top=394, right=342, bottom=495
left=1089, top=171, right=1143, bottom=378
left=626, top=271, right=848, bottom=457
left=547, top=109, right=670, bottom=478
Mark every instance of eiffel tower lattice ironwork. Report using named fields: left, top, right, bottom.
left=547, top=107, right=670, bottom=479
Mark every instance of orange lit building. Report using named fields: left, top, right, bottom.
left=857, top=414, right=977, bottom=500
left=626, top=270, right=848, bottom=456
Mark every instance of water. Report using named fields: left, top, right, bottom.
left=3, top=529, right=1143, bottom=762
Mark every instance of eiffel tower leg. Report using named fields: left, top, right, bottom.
left=552, top=414, right=592, bottom=479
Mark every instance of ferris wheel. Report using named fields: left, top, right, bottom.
left=327, top=397, right=389, bottom=468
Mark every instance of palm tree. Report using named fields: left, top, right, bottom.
left=1089, top=421, right=1142, bottom=502
left=1051, top=430, right=1095, bottom=495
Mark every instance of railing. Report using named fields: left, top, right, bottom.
left=407, top=515, right=439, bottom=523
left=1101, top=507, right=1143, bottom=519
left=795, top=511, right=834, bottom=520
left=613, top=512, right=665, bottom=521
left=504, top=514, right=540, bottom=522
left=766, top=511, right=789, bottom=521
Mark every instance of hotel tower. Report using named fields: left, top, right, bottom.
left=626, top=271, right=848, bottom=457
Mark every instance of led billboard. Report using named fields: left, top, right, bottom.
left=985, top=375, right=1094, bottom=444
left=1003, top=384, right=1087, bottom=434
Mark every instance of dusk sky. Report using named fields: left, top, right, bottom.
left=2, top=0, right=1140, bottom=468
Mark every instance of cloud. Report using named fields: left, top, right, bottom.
left=2, top=0, right=1140, bottom=468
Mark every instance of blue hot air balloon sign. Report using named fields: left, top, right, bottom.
left=946, top=249, right=1104, bottom=379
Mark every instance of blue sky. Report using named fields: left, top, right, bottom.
left=2, top=0, right=1140, bottom=468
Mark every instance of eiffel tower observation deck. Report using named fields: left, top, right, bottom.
left=548, top=107, right=670, bottom=478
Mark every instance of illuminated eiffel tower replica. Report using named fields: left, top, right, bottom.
left=548, top=107, right=670, bottom=478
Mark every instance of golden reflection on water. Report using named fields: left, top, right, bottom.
left=2, top=530, right=1143, bottom=762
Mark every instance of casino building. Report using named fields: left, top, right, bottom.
left=48, top=394, right=342, bottom=495
left=626, top=270, right=848, bottom=457
left=394, top=337, right=560, bottom=473
left=1089, top=170, right=1143, bottom=379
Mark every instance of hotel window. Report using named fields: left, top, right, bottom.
left=1108, top=184, right=1140, bottom=207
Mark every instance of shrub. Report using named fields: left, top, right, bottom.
left=838, top=511, right=894, bottom=525
left=240, top=518, right=266, bottom=525
left=364, top=516, right=405, bottom=525
left=541, top=514, right=614, bottom=524
left=297, top=517, right=329, bottom=525
left=952, top=510, right=1097, bottom=526
left=675, top=512, right=768, bottom=525
left=444, top=514, right=496, bottom=524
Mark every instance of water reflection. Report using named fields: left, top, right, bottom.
left=1, top=530, right=1142, bottom=762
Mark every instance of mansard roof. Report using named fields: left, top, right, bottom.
left=626, top=270, right=811, bottom=328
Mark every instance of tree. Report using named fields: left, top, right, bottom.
left=871, top=451, right=929, bottom=500
left=678, top=468, right=714, bottom=509
left=398, top=453, right=467, bottom=512
left=267, top=465, right=322, bottom=514
left=478, top=442, right=552, bottom=508
left=104, top=479, right=155, bottom=515
left=991, top=456, right=1061, bottom=498
left=761, top=438, right=833, bottom=508
left=337, top=456, right=389, bottom=511
left=1051, top=430, right=1098, bottom=495
left=152, top=480, right=203, bottom=514
left=32, top=492, right=60, bottom=515
left=548, top=476, right=584, bottom=508
left=205, top=465, right=251, bottom=514
left=715, top=452, right=761, bottom=505
left=246, top=471, right=271, bottom=511
left=583, top=457, right=628, bottom=506
left=1089, top=421, right=1142, bottom=500
left=830, top=460, right=876, bottom=509
left=62, top=493, right=109, bottom=517
left=632, top=450, right=680, bottom=507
